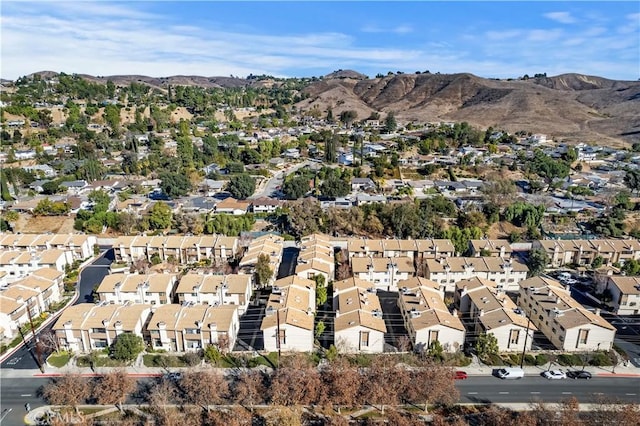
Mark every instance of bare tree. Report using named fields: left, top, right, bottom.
left=262, top=405, right=303, bottom=426
left=42, top=373, right=91, bottom=414
left=321, top=357, right=361, bottom=413
left=402, top=364, right=459, bottom=412
left=39, top=330, right=60, bottom=353
left=131, top=256, right=150, bottom=274
left=180, top=369, right=229, bottom=411
left=269, top=355, right=322, bottom=406
left=147, top=379, right=180, bottom=426
left=232, top=369, right=267, bottom=411
left=358, top=357, right=408, bottom=414
left=201, top=407, right=253, bottom=426
left=92, top=369, right=136, bottom=413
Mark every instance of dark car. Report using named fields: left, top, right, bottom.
left=566, top=370, right=592, bottom=379
left=454, top=371, right=468, bottom=380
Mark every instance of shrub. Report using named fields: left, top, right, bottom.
left=535, top=354, right=549, bottom=366
left=589, top=351, right=613, bottom=367
left=557, top=353, right=582, bottom=366
left=180, top=351, right=202, bottom=367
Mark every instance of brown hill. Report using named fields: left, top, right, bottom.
left=298, top=72, right=640, bottom=147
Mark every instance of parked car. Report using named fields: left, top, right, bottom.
left=454, top=371, right=468, bottom=380
left=542, top=370, right=567, bottom=380
left=165, top=372, right=182, bottom=382
left=497, top=367, right=524, bottom=379
left=566, top=370, right=592, bottom=379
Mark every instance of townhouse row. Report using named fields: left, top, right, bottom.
left=0, top=249, right=75, bottom=282
left=238, top=234, right=284, bottom=286
left=0, top=268, right=65, bottom=341
left=0, top=233, right=97, bottom=260
left=535, top=238, right=640, bottom=268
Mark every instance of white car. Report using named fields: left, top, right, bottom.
left=542, top=370, right=567, bottom=380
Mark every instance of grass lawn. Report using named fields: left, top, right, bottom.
left=142, top=354, right=188, bottom=368
left=47, top=352, right=71, bottom=368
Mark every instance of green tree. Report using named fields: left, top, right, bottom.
left=315, top=321, right=326, bottom=340
left=621, top=259, right=640, bottom=276
left=526, top=248, right=549, bottom=277
left=314, top=275, right=327, bottom=306
left=320, top=176, right=350, bottom=198
left=384, top=112, right=397, bottom=133
left=475, top=333, right=499, bottom=361
left=591, top=256, right=604, bottom=269
left=225, top=173, right=256, bottom=199
left=282, top=175, right=310, bottom=200
left=339, top=110, right=357, bottom=127
left=624, top=169, right=640, bottom=195
left=159, top=172, right=192, bottom=198
left=148, top=202, right=173, bottom=230
left=254, top=253, right=273, bottom=288
left=111, top=332, right=144, bottom=362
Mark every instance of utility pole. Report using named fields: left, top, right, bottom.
left=276, top=309, right=282, bottom=366
left=519, top=317, right=531, bottom=369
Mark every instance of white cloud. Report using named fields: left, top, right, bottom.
left=544, top=12, right=577, bottom=24
left=360, top=24, right=413, bottom=34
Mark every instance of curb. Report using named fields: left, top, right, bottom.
left=34, top=372, right=163, bottom=378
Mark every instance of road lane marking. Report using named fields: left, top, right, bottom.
left=467, top=392, right=478, bottom=395
left=530, top=392, right=541, bottom=394
left=499, top=392, right=509, bottom=394
left=20, top=394, right=31, bottom=397
left=626, top=393, right=637, bottom=396
left=594, top=393, right=604, bottom=395
left=562, top=392, right=572, bottom=395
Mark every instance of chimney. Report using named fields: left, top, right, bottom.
left=595, top=308, right=601, bottom=316
left=114, top=321, right=123, bottom=335
left=548, top=289, right=553, bottom=296
left=479, top=309, right=485, bottom=317
left=335, top=310, right=340, bottom=318
left=462, top=285, right=468, bottom=295
left=452, top=308, right=458, bottom=317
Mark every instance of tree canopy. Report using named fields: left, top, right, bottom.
left=225, top=174, right=256, bottom=199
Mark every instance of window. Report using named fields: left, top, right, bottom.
left=509, top=330, right=520, bottom=345
left=360, top=331, right=370, bottom=348
left=277, top=329, right=286, bottom=347
left=578, top=329, right=589, bottom=345
left=185, top=328, right=200, bottom=335
left=429, top=330, right=439, bottom=345
left=91, top=328, right=106, bottom=334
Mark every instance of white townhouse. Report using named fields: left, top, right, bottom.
left=424, top=257, right=529, bottom=293
left=518, top=277, right=616, bottom=352
left=175, top=273, right=252, bottom=314
left=351, top=256, right=415, bottom=292
left=96, top=273, right=178, bottom=306
left=0, top=233, right=97, bottom=260
left=333, top=277, right=387, bottom=353
left=261, top=276, right=316, bottom=352
left=147, top=303, right=239, bottom=352
left=602, top=276, right=640, bottom=315
left=0, top=249, right=73, bottom=281
left=53, top=303, right=151, bottom=353
left=397, top=277, right=465, bottom=353
left=456, top=278, right=535, bottom=353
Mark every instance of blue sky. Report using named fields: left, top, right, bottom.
left=1, top=1, right=639, bottom=80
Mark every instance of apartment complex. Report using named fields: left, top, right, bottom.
left=601, top=276, right=640, bottom=315
left=239, top=234, right=284, bottom=286
left=175, top=273, right=252, bottom=314
left=469, top=239, right=513, bottom=258
left=147, top=303, right=239, bottom=352
left=333, top=277, right=387, bottom=353
left=96, top=273, right=178, bottom=305
left=112, top=235, right=238, bottom=264
left=398, top=277, right=465, bottom=353
left=518, top=276, right=615, bottom=351
left=53, top=302, right=151, bottom=352
left=261, top=276, right=316, bottom=352
left=455, top=277, right=535, bottom=353
left=351, top=256, right=415, bottom=292
left=0, top=233, right=97, bottom=260
left=0, top=249, right=74, bottom=281
left=295, top=233, right=335, bottom=283
left=424, top=257, right=529, bottom=293
left=534, top=239, right=640, bottom=268
left=347, top=238, right=455, bottom=259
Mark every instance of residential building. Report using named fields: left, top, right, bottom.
left=147, top=303, right=239, bottom=352
left=333, top=277, right=387, bottom=353
left=239, top=234, right=284, bottom=286
left=424, top=257, right=529, bottom=293
left=112, top=235, right=238, bottom=264
left=534, top=239, right=640, bottom=268
left=296, top=233, right=335, bottom=283
left=518, top=276, right=615, bottom=351
left=96, top=273, right=178, bottom=305
left=346, top=238, right=455, bottom=260
left=175, top=273, right=252, bottom=314
left=351, top=256, right=415, bottom=292
left=0, top=249, right=73, bottom=281
left=250, top=197, right=283, bottom=214
left=53, top=303, right=151, bottom=353
left=261, top=276, right=316, bottom=352
left=469, top=240, right=513, bottom=258
left=602, top=276, right=640, bottom=315
left=0, top=233, right=97, bottom=260
left=455, top=278, right=535, bottom=352
left=215, top=197, right=250, bottom=215
left=398, top=277, right=465, bottom=353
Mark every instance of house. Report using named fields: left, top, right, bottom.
left=338, top=153, right=354, bottom=166
left=455, top=278, right=535, bottom=352
left=295, top=259, right=334, bottom=283
left=53, top=303, right=152, bottom=353
left=351, top=256, right=415, bottom=292
left=346, top=238, right=455, bottom=260
left=261, top=277, right=316, bottom=352
left=0, top=233, right=98, bottom=260
left=469, top=240, right=513, bottom=258
left=0, top=249, right=74, bottom=281
left=534, top=239, right=640, bottom=268
left=215, top=197, right=250, bottom=215
left=22, top=164, right=56, bottom=178
left=96, top=273, right=178, bottom=305
left=602, top=276, right=640, bottom=315
left=295, top=234, right=335, bottom=283
left=424, top=257, right=529, bottom=293
left=147, top=303, right=239, bottom=352
left=250, top=197, right=282, bottom=214
left=517, top=276, right=615, bottom=351
left=283, top=148, right=300, bottom=159
left=60, top=180, right=89, bottom=194
left=351, top=178, right=375, bottom=191
left=238, top=234, right=284, bottom=286
left=333, top=277, right=387, bottom=353
left=398, top=277, right=465, bottom=353
left=175, top=273, right=252, bottom=314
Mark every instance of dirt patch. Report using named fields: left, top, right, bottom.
left=13, top=214, right=76, bottom=234
left=486, top=221, right=524, bottom=239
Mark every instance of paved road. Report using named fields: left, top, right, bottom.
left=0, top=253, right=113, bottom=371
left=252, top=160, right=312, bottom=199
left=277, top=247, right=299, bottom=279
left=456, top=376, right=640, bottom=404
left=0, top=377, right=49, bottom=425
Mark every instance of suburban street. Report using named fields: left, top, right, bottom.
left=252, top=160, right=314, bottom=199
left=0, top=377, right=49, bottom=426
